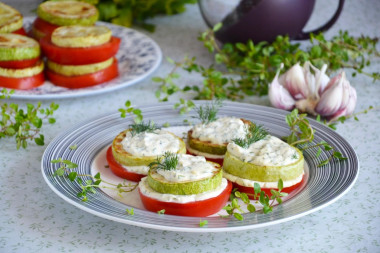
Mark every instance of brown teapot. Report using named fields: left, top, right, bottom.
left=199, top=0, right=345, bottom=43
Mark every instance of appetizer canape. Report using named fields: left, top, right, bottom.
left=31, top=0, right=98, bottom=39
left=41, top=25, right=120, bottom=88
left=107, top=122, right=186, bottom=182
left=0, top=34, right=44, bottom=89
left=0, top=3, right=27, bottom=35
left=139, top=153, right=232, bottom=217
left=222, top=125, right=305, bottom=198
left=187, top=102, right=253, bottom=165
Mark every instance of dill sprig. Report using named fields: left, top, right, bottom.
left=195, top=100, right=222, bottom=124
left=129, top=121, right=158, bottom=136
left=149, top=152, right=179, bottom=171
left=233, top=125, right=268, bottom=148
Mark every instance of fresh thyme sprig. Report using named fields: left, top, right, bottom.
left=149, top=152, right=179, bottom=171
left=223, top=179, right=288, bottom=220
left=52, top=158, right=138, bottom=202
left=153, top=25, right=378, bottom=102
left=119, top=100, right=143, bottom=123
left=129, top=121, right=158, bottom=136
left=0, top=89, right=59, bottom=149
left=194, top=99, right=223, bottom=124
left=232, top=125, right=268, bottom=148
left=285, top=109, right=347, bottom=167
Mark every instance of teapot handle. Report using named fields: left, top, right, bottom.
left=294, top=0, right=345, bottom=40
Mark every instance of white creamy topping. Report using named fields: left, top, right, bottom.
left=139, top=177, right=228, bottom=203
left=121, top=165, right=149, bottom=175
left=227, top=135, right=298, bottom=166
left=223, top=170, right=304, bottom=188
left=121, top=130, right=180, bottom=156
left=156, top=154, right=218, bottom=182
left=191, top=117, right=247, bottom=145
left=186, top=144, right=225, bottom=159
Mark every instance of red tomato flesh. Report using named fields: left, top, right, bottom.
left=45, top=58, right=119, bottom=89
left=40, top=36, right=121, bottom=65
left=0, top=57, right=39, bottom=69
left=0, top=71, right=44, bottom=90
left=106, top=146, right=146, bottom=182
left=187, top=149, right=224, bottom=166
left=32, top=17, right=59, bottom=38
left=231, top=175, right=305, bottom=199
left=139, top=181, right=232, bottom=217
left=12, top=27, right=27, bottom=36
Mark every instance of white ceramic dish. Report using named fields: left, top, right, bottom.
left=41, top=101, right=359, bottom=232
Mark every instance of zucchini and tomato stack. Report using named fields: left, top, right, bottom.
left=0, top=34, right=44, bottom=90
left=107, top=122, right=186, bottom=182
left=187, top=117, right=253, bottom=165
left=40, top=25, right=120, bottom=88
left=222, top=125, right=305, bottom=198
left=0, top=2, right=27, bottom=35
left=31, top=0, right=98, bottom=40
left=139, top=153, right=232, bottom=217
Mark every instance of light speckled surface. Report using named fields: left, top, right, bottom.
left=1, top=0, right=380, bottom=252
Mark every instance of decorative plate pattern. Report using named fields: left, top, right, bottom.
left=6, top=17, right=162, bottom=100
left=41, top=101, right=359, bottom=232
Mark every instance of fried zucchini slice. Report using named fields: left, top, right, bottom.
left=147, top=161, right=222, bottom=195
left=112, top=129, right=186, bottom=166
left=47, top=57, right=113, bottom=76
left=223, top=148, right=304, bottom=182
left=188, top=118, right=253, bottom=155
left=0, top=61, right=44, bottom=78
left=0, top=3, right=23, bottom=33
left=0, top=34, right=40, bottom=61
left=51, top=25, right=112, bottom=48
left=37, top=1, right=98, bottom=26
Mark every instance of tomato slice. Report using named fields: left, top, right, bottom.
left=0, top=57, right=39, bottom=69
left=106, top=146, right=146, bottom=182
left=187, top=150, right=224, bottom=166
left=0, top=71, right=44, bottom=90
left=12, top=27, right=27, bottom=36
left=32, top=17, right=59, bottom=38
left=45, top=58, right=118, bottom=89
left=139, top=180, right=232, bottom=217
left=40, top=36, right=121, bottom=65
left=231, top=175, right=305, bottom=199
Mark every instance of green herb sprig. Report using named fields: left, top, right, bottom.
left=0, top=89, right=59, bottom=149
left=52, top=158, right=137, bottom=202
left=154, top=25, right=378, bottom=102
left=129, top=121, right=158, bottom=136
left=232, top=125, right=268, bottom=148
left=149, top=152, right=179, bottom=171
left=199, top=219, right=208, bottom=227
left=285, top=109, right=347, bottom=167
left=119, top=100, right=143, bottom=123
left=96, top=0, right=197, bottom=32
left=223, top=179, right=288, bottom=220
left=194, top=100, right=223, bottom=124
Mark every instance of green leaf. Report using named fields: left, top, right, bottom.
left=247, top=204, right=256, bottom=213
left=233, top=213, right=244, bottom=221
left=68, top=172, right=77, bottom=181
left=277, top=178, right=284, bottom=191
left=199, top=219, right=208, bottom=227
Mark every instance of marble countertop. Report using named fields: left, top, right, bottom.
left=1, top=0, right=379, bottom=252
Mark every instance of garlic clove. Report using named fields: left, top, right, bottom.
left=282, top=62, right=308, bottom=100
left=268, top=68, right=295, bottom=110
left=315, top=72, right=352, bottom=117
left=329, top=86, right=356, bottom=121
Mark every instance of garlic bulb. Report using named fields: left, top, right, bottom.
left=268, top=62, right=357, bottom=120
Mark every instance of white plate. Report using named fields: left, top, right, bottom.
left=6, top=17, right=162, bottom=100
left=41, top=101, right=359, bottom=232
